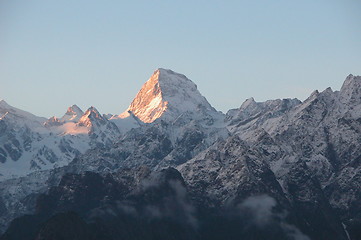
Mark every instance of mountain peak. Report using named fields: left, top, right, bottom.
left=240, top=97, right=257, bottom=110
left=69, top=104, right=83, bottom=113
left=60, top=104, right=84, bottom=122
left=78, top=106, right=106, bottom=127
left=44, top=116, right=62, bottom=127
left=120, top=68, right=215, bottom=123
left=80, top=107, right=101, bottom=119
left=340, top=74, right=361, bottom=104
left=340, top=74, right=361, bottom=90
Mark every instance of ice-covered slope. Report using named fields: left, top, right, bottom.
left=0, top=100, right=47, bottom=129
left=109, top=111, right=142, bottom=134
left=0, top=103, right=125, bottom=181
left=0, top=102, right=83, bottom=179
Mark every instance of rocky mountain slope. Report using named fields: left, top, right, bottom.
left=0, top=70, right=360, bottom=239
left=0, top=168, right=315, bottom=240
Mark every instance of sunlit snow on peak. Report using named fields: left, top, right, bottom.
left=118, top=68, right=217, bottom=123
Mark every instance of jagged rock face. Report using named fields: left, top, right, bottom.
left=77, top=107, right=120, bottom=147
left=123, top=69, right=167, bottom=123
left=283, top=161, right=348, bottom=240
left=226, top=75, right=361, bottom=183
left=324, top=157, right=361, bottom=240
left=60, top=104, right=84, bottom=122
left=78, top=107, right=107, bottom=128
left=66, top=119, right=226, bottom=174
left=121, top=68, right=220, bottom=123
left=179, top=136, right=287, bottom=205
left=340, top=74, right=361, bottom=107
left=226, top=97, right=301, bottom=140
left=223, top=74, right=361, bottom=239
left=43, top=116, right=62, bottom=127
left=179, top=135, right=348, bottom=240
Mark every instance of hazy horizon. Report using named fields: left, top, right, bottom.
left=1, top=1, right=360, bottom=118
left=0, top=69, right=359, bottom=119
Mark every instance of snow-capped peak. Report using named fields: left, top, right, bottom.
left=119, top=68, right=217, bottom=123
left=341, top=74, right=357, bottom=90
left=78, top=106, right=106, bottom=128
left=44, top=116, right=62, bottom=127
left=240, top=97, right=257, bottom=110
left=340, top=74, right=361, bottom=104
left=60, top=104, right=84, bottom=122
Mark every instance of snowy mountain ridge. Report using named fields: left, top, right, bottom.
left=1, top=70, right=361, bottom=239
left=0, top=100, right=47, bottom=129
left=0, top=68, right=225, bottom=180
left=0, top=102, right=126, bottom=180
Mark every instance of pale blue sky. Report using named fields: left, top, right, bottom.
left=1, top=0, right=360, bottom=117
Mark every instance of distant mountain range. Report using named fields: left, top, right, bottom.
left=0, top=69, right=360, bottom=240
